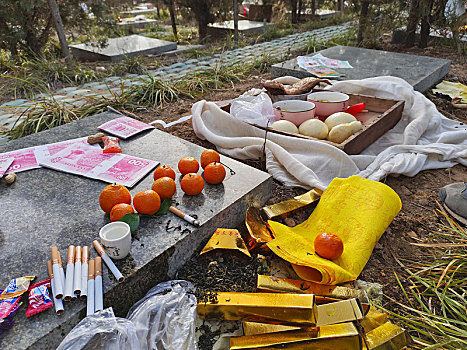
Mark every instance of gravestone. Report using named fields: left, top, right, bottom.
left=208, top=20, right=274, bottom=36
left=271, top=45, right=451, bottom=92
left=70, top=35, right=176, bottom=61
left=0, top=112, right=272, bottom=349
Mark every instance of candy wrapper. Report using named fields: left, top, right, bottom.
left=0, top=288, right=21, bottom=335
left=26, top=279, right=53, bottom=317
left=102, top=136, right=122, bottom=154
left=0, top=276, right=35, bottom=319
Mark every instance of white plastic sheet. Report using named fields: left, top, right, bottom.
left=230, top=92, right=275, bottom=127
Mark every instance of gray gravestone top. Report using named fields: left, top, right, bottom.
left=0, top=112, right=271, bottom=349
left=209, top=20, right=267, bottom=30
left=271, top=46, right=451, bottom=92
left=70, top=35, right=176, bottom=61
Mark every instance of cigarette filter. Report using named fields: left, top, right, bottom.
left=315, top=298, right=364, bottom=327
left=80, top=246, right=89, bottom=299
left=73, top=246, right=82, bottom=295
left=94, top=257, right=103, bottom=312
left=198, top=292, right=316, bottom=327
left=365, top=322, right=409, bottom=350
left=50, top=246, right=63, bottom=299
left=87, top=259, right=95, bottom=316
left=47, top=261, right=64, bottom=315
left=93, top=240, right=124, bottom=282
left=261, top=189, right=322, bottom=219
left=64, top=246, right=75, bottom=301
left=230, top=322, right=361, bottom=350
left=257, top=275, right=370, bottom=313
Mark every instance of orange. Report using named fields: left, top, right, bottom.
left=151, top=176, right=176, bottom=199
left=133, top=190, right=161, bottom=215
left=180, top=173, right=204, bottom=195
left=178, top=157, right=199, bottom=175
left=153, top=165, right=176, bottom=181
left=110, top=203, right=134, bottom=222
left=200, top=149, right=220, bottom=169
left=99, top=184, right=132, bottom=213
left=314, top=232, right=344, bottom=260
left=204, top=162, right=226, bottom=184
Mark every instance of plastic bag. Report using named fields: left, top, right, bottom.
left=56, top=308, right=140, bottom=350
left=230, top=92, right=275, bottom=127
left=126, top=280, right=197, bottom=350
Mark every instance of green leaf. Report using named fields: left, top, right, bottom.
left=120, top=212, right=140, bottom=233
left=156, top=198, right=171, bottom=216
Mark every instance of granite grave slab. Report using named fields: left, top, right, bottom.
left=70, top=35, right=176, bottom=61
left=0, top=112, right=272, bottom=349
left=271, top=45, right=451, bottom=92
left=208, top=20, right=274, bottom=36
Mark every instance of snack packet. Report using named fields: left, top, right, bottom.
left=0, top=290, right=21, bottom=335
left=26, top=279, right=53, bottom=317
left=0, top=276, right=35, bottom=319
left=102, top=136, right=122, bottom=154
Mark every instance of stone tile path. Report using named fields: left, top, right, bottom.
left=0, top=22, right=351, bottom=144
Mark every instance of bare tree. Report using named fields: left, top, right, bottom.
left=357, top=0, right=371, bottom=45
left=179, top=0, right=215, bottom=42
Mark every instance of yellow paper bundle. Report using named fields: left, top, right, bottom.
left=267, top=176, right=401, bottom=285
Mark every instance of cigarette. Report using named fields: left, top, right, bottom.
left=73, top=246, right=82, bottom=295
left=47, top=260, right=64, bottom=315
left=57, top=251, right=66, bottom=298
left=64, top=246, right=75, bottom=301
left=50, top=247, right=63, bottom=299
left=80, top=246, right=89, bottom=299
left=169, top=206, right=200, bottom=227
left=94, top=257, right=103, bottom=312
left=92, top=240, right=124, bottom=282
left=87, top=259, right=95, bottom=316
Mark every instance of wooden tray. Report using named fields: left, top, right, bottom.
left=251, top=91, right=405, bottom=155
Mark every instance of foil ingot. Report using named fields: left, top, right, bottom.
left=261, top=189, right=322, bottom=219
left=197, top=292, right=316, bottom=327
left=200, top=228, right=251, bottom=257
left=365, top=322, right=409, bottom=350
left=243, top=321, right=300, bottom=336
left=360, top=307, right=389, bottom=333
left=245, top=207, right=274, bottom=250
left=257, top=275, right=370, bottom=314
left=315, top=298, right=364, bottom=327
left=231, top=322, right=361, bottom=349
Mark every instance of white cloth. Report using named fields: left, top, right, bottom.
left=192, top=76, right=467, bottom=190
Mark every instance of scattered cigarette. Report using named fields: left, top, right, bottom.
left=169, top=206, right=200, bottom=227
left=47, top=260, right=64, bottom=315
left=64, top=246, right=75, bottom=301
left=80, top=246, right=89, bottom=299
left=50, top=247, right=63, bottom=300
left=92, top=240, right=124, bottom=282
left=87, top=259, right=95, bottom=316
left=73, top=246, right=82, bottom=296
left=94, top=257, right=103, bottom=312
left=57, top=251, right=66, bottom=299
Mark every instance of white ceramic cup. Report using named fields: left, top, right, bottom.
left=99, top=222, right=131, bottom=260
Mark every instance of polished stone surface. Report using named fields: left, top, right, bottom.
left=208, top=20, right=274, bottom=35
left=271, top=45, right=451, bottom=92
left=70, top=35, right=176, bottom=61
left=0, top=112, right=272, bottom=349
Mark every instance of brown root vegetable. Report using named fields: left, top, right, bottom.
left=262, top=77, right=332, bottom=95
left=4, top=173, right=17, bottom=184
left=87, top=132, right=105, bottom=145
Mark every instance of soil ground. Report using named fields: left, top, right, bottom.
left=133, top=44, right=466, bottom=349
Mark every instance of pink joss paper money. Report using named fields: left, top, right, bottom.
left=98, top=117, right=154, bottom=139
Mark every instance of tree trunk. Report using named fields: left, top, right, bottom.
left=47, top=0, right=73, bottom=66
left=198, top=18, right=209, bottom=42
left=168, top=0, right=178, bottom=41
left=290, top=0, right=298, bottom=24
left=156, top=0, right=161, bottom=18
left=419, top=0, right=434, bottom=48
left=357, top=0, right=371, bottom=45
left=311, top=0, right=316, bottom=16
left=297, top=0, right=303, bottom=22
left=233, top=0, right=238, bottom=43
left=405, top=0, right=420, bottom=48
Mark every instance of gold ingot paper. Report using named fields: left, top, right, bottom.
left=262, top=189, right=322, bottom=219
left=230, top=322, right=361, bottom=350
left=242, top=321, right=300, bottom=336
left=245, top=207, right=274, bottom=250
left=200, top=229, right=251, bottom=257
left=365, top=322, right=408, bottom=350
left=197, top=292, right=316, bottom=326
left=360, top=307, right=389, bottom=333
left=257, top=275, right=370, bottom=313
left=316, top=298, right=364, bottom=326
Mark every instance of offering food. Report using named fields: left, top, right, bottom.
left=306, top=92, right=350, bottom=118
left=25, top=279, right=53, bottom=317
left=204, top=162, right=226, bottom=184
left=133, top=190, right=161, bottom=215
left=327, top=123, right=355, bottom=143
left=298, top=119, right=329, bottom=139
left=181, top=173, right=205, bottom=195
left=178, top=157, right=200, bottom=175
left=324, top=112, right=357, bottom=130
left=151, top=176, right=176, bottom=199
left=314, top=232, right=344, bottom=260
left=99, top=184, right=132, bottom=213
left=102, top=136, right=122, bottom=154
left=200, top=149, right=221, bottom=169
left=262, top=77, right=331, bottom=95
left=110, top=203, right=134, bottom=222
left=153, top=165, right=176, bottom=181
left=271, top=120, right=299, bottom=134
